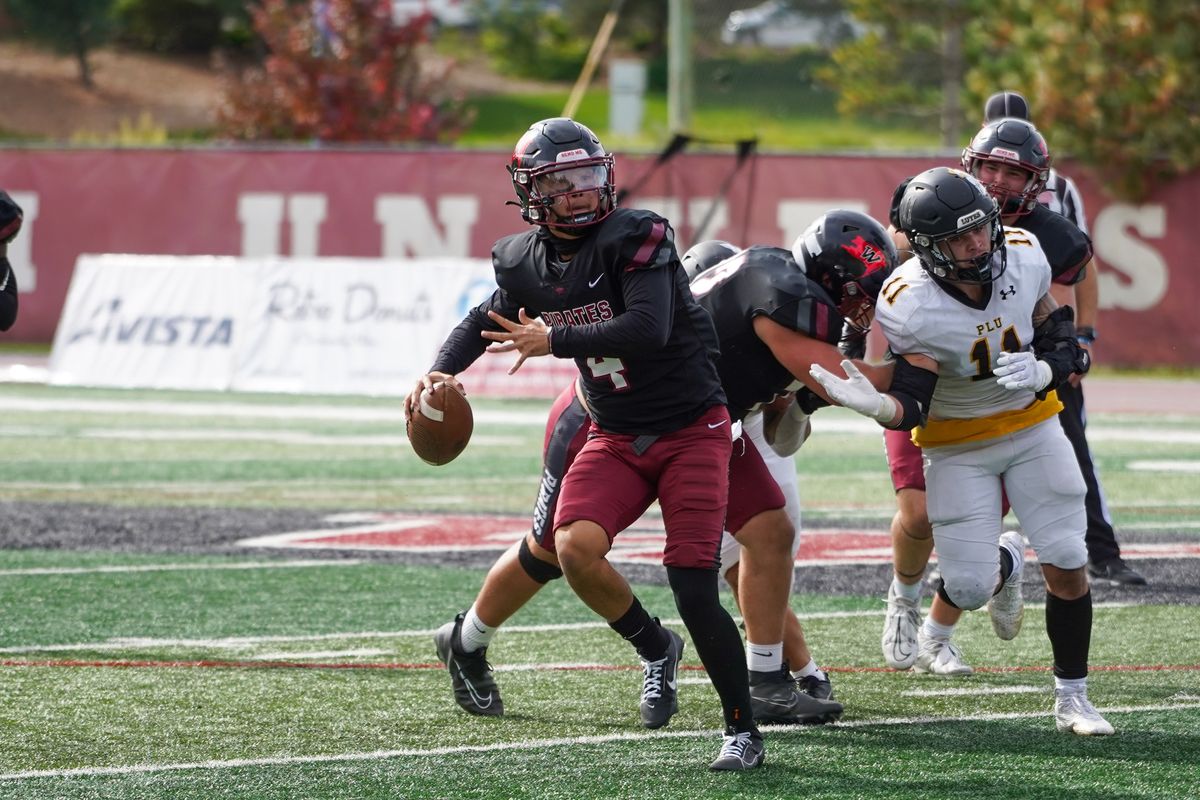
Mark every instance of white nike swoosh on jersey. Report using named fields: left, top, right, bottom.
left=707, top=421, right=727, bottom=429
left=588, top=274, right=604, bottom=287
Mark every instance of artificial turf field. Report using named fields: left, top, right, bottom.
left=1, top=382, right=1198, bottom=799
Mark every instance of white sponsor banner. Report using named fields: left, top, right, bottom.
left=49, top=254, right=583, bottom=397
left=231, top=257, right=497, bottom=395
left=49, top=255, right=246, bottom=391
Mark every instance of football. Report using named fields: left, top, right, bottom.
left=407, top=381, right=474, bottom=466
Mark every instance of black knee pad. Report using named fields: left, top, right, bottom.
left=518, top=536, right=563, bottom=584
left=936, top=578, right=961, bottom=609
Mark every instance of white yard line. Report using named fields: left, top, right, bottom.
left=0, top=559, right=362, bottom=577
left=0, top=396, right=546, bottom=426
left=1, top=701, right=1196, bottom=782
left=902, top=685, right=1046, bottom=697
left=0, top=605, right=1139, bottom=655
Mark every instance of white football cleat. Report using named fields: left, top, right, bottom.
left=882, top=584, right=922, bottom=670
left=1055, top=689, right=1115, bottom=735
left=989, top=531, right=1026, bottom=640
left=913, top=633, right=973, bottom=676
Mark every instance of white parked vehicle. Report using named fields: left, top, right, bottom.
left=721, top=1, right=862, bottom=49
left=392, top=0, right=477, bottom=29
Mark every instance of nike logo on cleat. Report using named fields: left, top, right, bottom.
left=455, top=661, right=494, bottom=709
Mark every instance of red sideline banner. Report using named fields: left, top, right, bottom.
left=1, top=147, right=1196, bottom=370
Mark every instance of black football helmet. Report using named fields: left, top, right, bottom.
left=898, top=167, right=1007, bottom=285
left=961, top=118, right=1051, bottom=216
left=681, top=239, right=739, bottom=281
left=508, top=117, right=616, bottom=229
left=791, top=209, right=898, bottom=333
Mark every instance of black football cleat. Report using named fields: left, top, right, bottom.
left=639, top=627, right=684, bottom=729
left=434, top=612, right=504, bottom=717
left=796, top=671, right=836, bottom=702
left=710, top=728, right=765, bottom=771
left=1088, top=558, right=1148, bottom=586
left=750, top=665, right=843, bottom=725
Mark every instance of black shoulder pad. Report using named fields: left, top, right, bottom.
left=1020, top=205, right=1092, bottom=285
left=492, top=230, right=539, bottom=272
left=597, top=208, right=677, bottom=271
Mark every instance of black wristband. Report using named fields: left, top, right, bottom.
left=1076, top=326, right=1096, bottom=344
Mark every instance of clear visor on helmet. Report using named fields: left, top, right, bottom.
left=533, top=164, right=609, bottom=197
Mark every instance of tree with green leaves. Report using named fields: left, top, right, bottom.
left=218, top=0, right=473, bottom=143
left=971, top=0, right=1200, bottom=200
left=822, top=0, right=1200, bottom=200
left=6, top=0, right=117, bottom=89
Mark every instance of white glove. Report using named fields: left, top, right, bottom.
left=994, top=350, right=1053, bottom=392
left=809, top=359, right=898, bottom=423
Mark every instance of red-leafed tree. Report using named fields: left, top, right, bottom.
left=218, top=0, right=472, bottom=143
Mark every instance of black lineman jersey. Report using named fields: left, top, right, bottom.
left=430, top=207, right=725, bottom=435
left=689, top=245, right=843, bottom=421
left=1009, top=203, right=1092, bottom=286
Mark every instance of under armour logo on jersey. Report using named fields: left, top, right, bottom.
left=999, top=285, right=1016, bottom=299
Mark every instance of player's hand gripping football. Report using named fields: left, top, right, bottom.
left=809, top=359, right=897, bottom=423
left=481, top=308, right=550, bottom=375
left=405, top=371, right=462, bottom=422
left=994, top=350, right=1053, bottom=392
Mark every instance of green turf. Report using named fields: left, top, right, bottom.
left=1, top=384, right=1199, bottom=798
left=0, top=556, right=1197, bottom=797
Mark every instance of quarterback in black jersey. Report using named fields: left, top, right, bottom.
left=427, top=210, right=897, bottom=733
left=410, top=118, right=760, bottom=770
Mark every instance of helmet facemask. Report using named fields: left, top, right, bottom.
left=511, top=157, right=615, bottom=229
left=912, top=207, right=1007, bottom=285
left=961, top=119, right=1051, bottom=217
left=966, top=156, right=1046, bottom=216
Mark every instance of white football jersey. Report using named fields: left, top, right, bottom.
left=877, top=227, right=1062, bottom=447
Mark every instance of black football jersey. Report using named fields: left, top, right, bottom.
left=1009, top=203, right=1092, bottom=286
left=690, top=245, right=843, bottom=421
left=431, top=207, right=725, bottom=435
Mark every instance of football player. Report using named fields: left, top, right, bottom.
left=984, top=90, right=1145, bottom=587
left=407, top=117, right=762, bottom=770
left=0, top=190, right=23, bottom=331
left=431, top=211, right=896, bottom=734
left=812, top=167, right=1113, bottom=735
left=877, top=117, right=1099, bottom=677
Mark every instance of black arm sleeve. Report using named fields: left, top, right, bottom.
left=429, top=287, right=522, bottom=375
left=0, top=257, right=17, bottom=331
left=1032, top=304, right=1090, bottom=391
left=885, top=357, right=937, bottom=431
left=549, top=266, right=673, bottom=358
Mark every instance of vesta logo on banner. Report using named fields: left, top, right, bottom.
left=67, top=298, right=234, bottom=347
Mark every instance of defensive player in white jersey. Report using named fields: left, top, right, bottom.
left=810, top=167, right=1113, bottom=735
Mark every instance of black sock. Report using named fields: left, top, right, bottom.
left=997, top=545, right=1015, bottom=589
left=666, top=565, right=757, bottom=734
left=609, top=597, right=669, bottom=661
left=1045, top=589, right=1092, bottom=679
